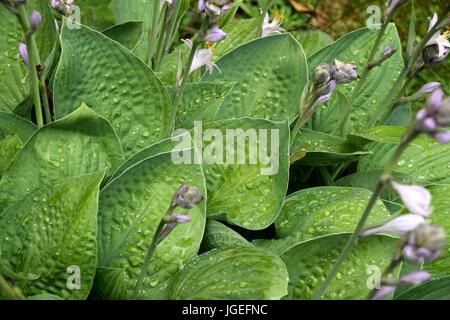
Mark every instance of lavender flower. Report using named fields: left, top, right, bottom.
left=182, top=39, right=220, bottom=75
left=204, top=24, right=227, bottom=43
left=372, top=285, right=396, bottom=300
left=331, top=59, right=358, bottom=84
left=361, top=214, right=426, bottom=237
left=403, top=223, right=446, bottom=264
left=391, top=181, right=432, bottom=216
left=18, top=42, right=28, bottom=65
left=29, top=11, right=42, bottom=32
left=381, top=43, right=395, bottom=59
left=170, top=182, right=203, bottom=209
left=50, top=0, right=75, bottom=14
left=398, top=271, right=431, bottom=285
left=200, top=0, right=233, bottom=17
left=422, top=14, right=450, bottom=66
left=417, top=82, right=441, bottom=95
left=165, top=214, right=191, bottom=224
left=416, top=89, right=450, bottom=143
left=261, top=11, right=285, bottom=37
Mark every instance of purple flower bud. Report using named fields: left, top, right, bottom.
left=424, top=117, right=438, bottom=131
left=166, top=214, right=191, bottom=224
left=198, top=0, right=206, bottom=12
left=29, top=11, right=42, bottom=32
left=433, top=131, right=450, bottom=144
left=416, top=108, right=428, bottom=121
left=399, top=271, right=431, bottom=285
left=372, top=286, right=396, bottom=300
left=417, top=82, right=441, bottom=94
left=427, top=89, right=444, bottom=111
left=403, top=223, right=446, bottom=264
left=391, top=181, right=432, bottom=216
left=381, top=43, right=395, bottom=59
left=204, top=24, right=227, bottom=43
left=361, top=214, right=426, bottom=237
left=171, top=183, right=203, bottom=209
left=312, top=63, right=332, bottom=86
left=18, top=42, right=28, bottom=65
left=157, top=223, right=177, bottom=242
left=331, top=59, right=358, bottom=84
left=204, top=0, right=233, bottom=17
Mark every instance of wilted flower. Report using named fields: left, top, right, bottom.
left=312, top=63, right=332, bottom=86
left=331, top=59, right=358, bottom=84
left=182, top=39, right=220, bottom=75
left=422, top=13, right=450, bottom=66
left=204, top=24, right=227, bottom=43
left=171, top=183, right=203, bottom=209
left=403, top=223, right=446, bottom=264
left=391, top=181, right=432, bottom=216
left=202, top=0, right=233, bottom=17
left=361, top=214, right=426, bottom=237
left=29, top=11, right=42, bottom=32
left=18, top=42, right=28, bottom=65
left=261, top=11, right=284, bottom=37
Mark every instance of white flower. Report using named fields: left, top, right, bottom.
left=261, top=11, right=284, bottom=37
left=391, top=181, right=432, bottom=216
left=182, top=39, right=220, bottom=75
left=426, top=13, right=450, bottom=60
left=361, top=214, right=426, bottom=237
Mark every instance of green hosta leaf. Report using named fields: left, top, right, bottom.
left=0, top=0, right=55, bottom=112
left=0, top=112, right=36, bottom=142
left=111, top=0, right=155, bottom=60
left=0, top=105, right=124, bottom=212
left=27, top=293, right=64, bottom=300
left=202, top=220, right=253, bottom=251
left=348, top=126, right=427, bottom=149
left=156, top=45, right=189, bottom=86
left=358, top=136, right=450, bottom=184
left=103, top=21, right=144, bottom=50
left=169, top=247, right=289, bottom=300
left=273, top=187, right=393, bottom=252
left=54, top=22, right=171, bottom=158
left=0, top=172, right=104, bottom=300
left=291, top=129, right=370, bottom=165
left=76, top=0, right=115, bottom=30
left=280, top=234, right=400, bottom=299
left=203, top=34, right=308, bottom=123
left=395, top=277, right=450, bottom=300
left=196, top=118, right=289, bottom=230
left=293, top=29, right=333, bottom=57
left=95, top=151, right=206, bottom=299
left=423, top=185, right=450, bottom=278
left=0, top=135, right=22, bottom=176
left=213, top=18, right=262, bottom=59
left=167, top=82, right=234, bottom=129
left=308, top=24, right=404, bottom=134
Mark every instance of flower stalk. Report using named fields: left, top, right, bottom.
left=0, top=274, right=25, bottom=300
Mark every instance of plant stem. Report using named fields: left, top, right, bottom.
left=132, top=207, right=174, bottom=299
left=146, top=0, right=161, bottom=68
left=0, top=274, right=25, bottom=300
left=17, top=5, right=44, bottom=128
left=167, top=40, right=198, bottom=134
left=312, top=127, right=418, bottom=300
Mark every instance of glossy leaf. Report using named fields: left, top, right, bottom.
left=95, top=150, right=206, bottom=299
left=0, top=112, right=36, bottom=142
left=203, top=34, right=308, bottom=123
left=293, top=29, right=333, bottom=57
left=281, top=234, right=400, bottom=299
left=0, top=135, right=22, bottom=176
left=202, top=220, right=252, bottom=251
left=103, top=21, right=144, bottom=50
left=395, top=277, right=450, bottom=300
left=0, top=172, right=104, bottom=299
left=170, top=247, right=289, bottom=300
left=54, top=22, right=171, bottom=158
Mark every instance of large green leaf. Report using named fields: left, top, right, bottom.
left=0, top=0, right=55, bottom=112
left=275, top=187, right=393, bottom=243
left=293, top=29, right=333, bottom=57
left=280, top=234, right=400, bottom=299
left=102, top=21, right=144, bottom=51
left=111, top=0, right=155, bottom=60
left=169, top=247, right=289, bottom=300
left=395, top=277, right=450, bottom=300
left=0, top=105, right=124, bottom=212
left=198, top=118, right=289, bottom=230
left=167, top=82, right=234, bottom=129
left=0, top=172, right=104, bottom=299
left=291, top=128, right=370, bottom=165
left=0, top=135, right=22, bottom=176
left=308, top=24, right=404, bottom=134
left=213, top=18, right=262, bottom=59
left=423, top=185, right=450, bottom=278
left=0, top=112, right=36, bottom=142
left=54, top=21, right=171, bottom=158
left=95, top=150, right=206, bottom=299
left=203, top=34, right=308, bottom=123
left=358, top=136, right=450, bottom=185
left=202, top=220, right=252, bottom=251
left=76, top=0, right=115, bottom=30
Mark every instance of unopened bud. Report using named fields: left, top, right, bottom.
left=403, top=223, right=446, bottom=264
left=29, top=11, right=42, bottom=32
left=171, top=184, right=203, bottom=209
left=331, top=59, right=358, bottom=84
left=312, top=63, right=331, bottom=86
